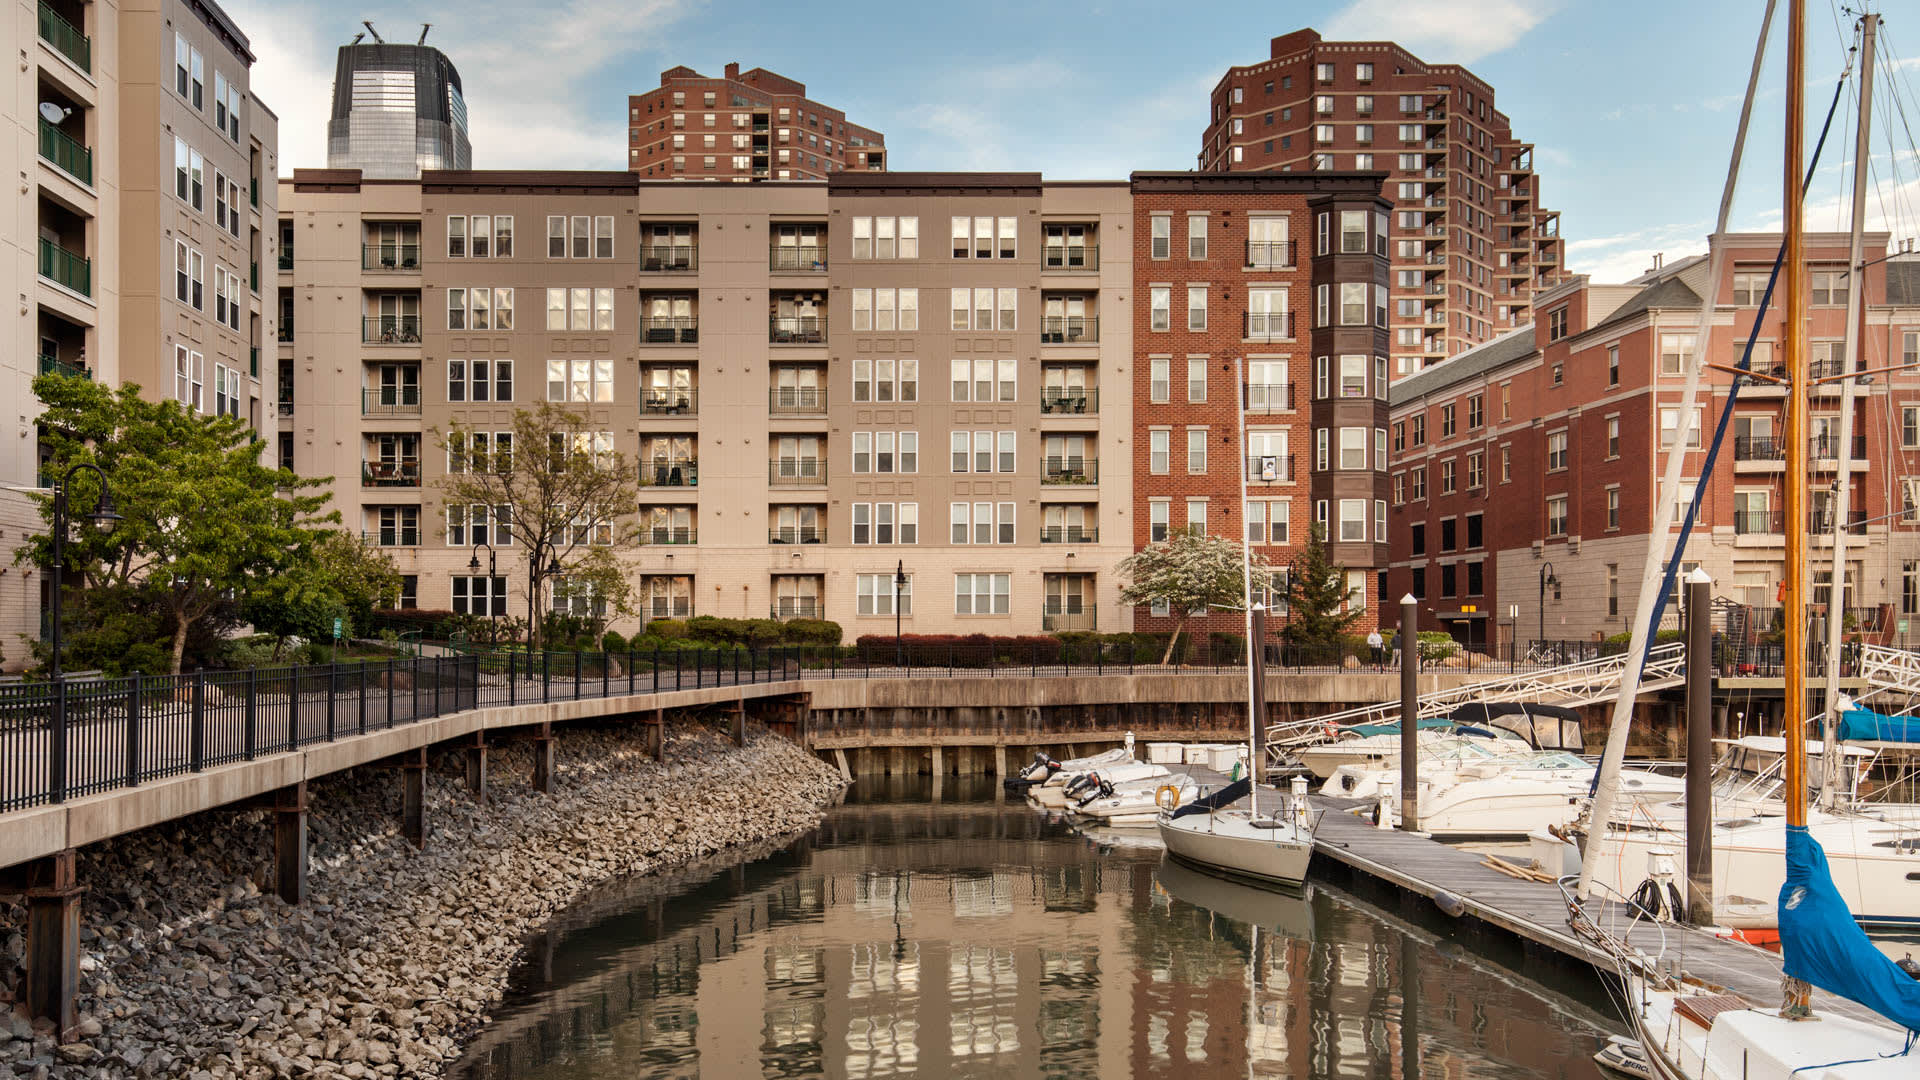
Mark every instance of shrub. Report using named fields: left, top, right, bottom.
left=600, top=629, right=628, bottom=654
left=643, top=618, right=691, bottom=641
left=781, top=619, right=844, bottom=646
left=1416, top=631, right=1459, bottom=663
left=1208, top=632, right=1247, bottom=664
left=853, top=633, right=1063, bottom=667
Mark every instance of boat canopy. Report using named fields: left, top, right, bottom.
left=1837, top=706, right=1920, bottom=746
left=1448, top=702, right=1584, bottom=751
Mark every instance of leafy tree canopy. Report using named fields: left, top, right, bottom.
left=1117, top=531, right=1271, bottom=663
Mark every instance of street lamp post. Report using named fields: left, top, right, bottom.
left=48, top=462, right=121, bottom=681
left=467, top=542, right=497, bottom=638
left=893, top=559, right=907, bottom=667
left=1538, top=561, right=1560, bottom=655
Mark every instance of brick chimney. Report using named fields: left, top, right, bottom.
left=724, top=61, right=740, bottom=80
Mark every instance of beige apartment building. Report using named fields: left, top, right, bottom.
left=277, top=170, right=1134, bottom=637
left=3, top=0, right=277, bottom=668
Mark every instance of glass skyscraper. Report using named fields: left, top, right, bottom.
left=327, top=42, right=471, bottom=179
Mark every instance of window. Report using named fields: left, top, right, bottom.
left=1551, top=363, right=1564, bottom=386
left=1148, top=356, right=1171, bottom=403
left=1546, top=495, right=1568, bottom=537
left=1466, top=395, right=1484, bottom=429
left=1439, top=459, right=1456, bottom=493
left=955, top=573, right=1010, bottom=615
left=1185, top=498, right=1207, bottom=536
left=1411, top=468, right=1427, bottom=500
left=1608, top=345, right=1620, bottom=387
left=1150, top=215, right=1171, bottom=260
left=1501, top=384, right=1512, bottom=419
left=1149, top=430, right=1170, bottom=474
left=1659, top=333, right=1695, bottom=375
left=1732, top=271, right=1767, bottom=305
left=1187, top=286, right=1207, bottom=331
left=1316, top=429, right=1329, bottom=472
left=1466, top=451, right=1484, bottom=488
left=1811, top=269, right=1849, bottom=306
left=1904, top=406, right=1920, bottom=449
left=1338, top=499, right=1367, bottom=542
left=1338, top=211, right=1367, bottom=253
left=1659, top=406, right=1704, bottom=449
left=950, top=216, right=1015, bottom=259
left=1376, top=428, right=1389, bottom=471
left=1499, top=445, right=1511, bottom=483
left=1340, top=355, right=1367, bottom=398
left=1338, top=427, right=1367, bottom=470
left=452, top=576, right=509, bottom=617
left=1187, top=215, right=1208, bottom=260
left=1548, top=307, right=1568, bottom=341
left=1546, top=430, right=1568, bottom=471
left=1183, top=428, right=1208, bottom=474
left=848, top=216, right=919, bottom=260
left=1149, top=499, right=1170, bottom=542
left=1339, top=283, right=1368, bottom=325
left=1149, top=287, right=1171, bottom=331
left=1466, top=561, right=1483, bottom=597
left=546, top=358, right=614, bottom=403
left=1606, top=488, right=1621, bottom=530
left=1439, top=403, right=1456, bottom=437
left=1465, top=512, right=1483, bottom=549
left=857, top=574, right=910, bottom=616
left=1606, top=417, right=1621, bottom=458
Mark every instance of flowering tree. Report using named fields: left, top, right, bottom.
left=1118, top=531, right=1271, bottom=664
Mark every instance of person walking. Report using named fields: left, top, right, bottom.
left=1367, top=628, right=1385, bottom=671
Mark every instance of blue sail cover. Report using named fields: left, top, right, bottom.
left=1779, top=825, right=1920, bottom=1032
left=1838, top=706, right=1920, bottom=745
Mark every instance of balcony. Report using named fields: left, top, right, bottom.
left=278, top=400, right=294, bottom=417
left=361, top=461, right=421, bottom=488
left=1808, top=509, right=1868, bottom=535
left=769, top=459, right=826, bottom=486
left=1040, top=526, right=1098, bottom=544
left=362, top=316, right=421, bottom=344
left=1040, top=389, right=1098, bottom=414
left=770, top=248, right=827, bottom=272
left=250, top=176, right=259, bottom=208
left=38, top=237, right=89, bottom=297
left=770, top=387, right=827, bottom=414
left=278, top=322, right=294, bottom=343
left=770, top=316, right=824, bottom=344
left=362, top=527, right=420, bottom=547
left=1247, top=454, right=1296, bottom=482
left=1734, top=509, right=1784, bottom=535
left=1042, top=605, right=1097, bottom=632
left=251, top=261, right=259, bottom=292
left=37, top=2, right=89, bottom=71
left=1042, top=457, right=1098, bottom=485
left=1734, top=436, right=1784, bottom=461
left=1809, top=434, right=1869, bottom=460
left=642, top=317, right=698, bottom=344
left=1245, top=383, right=1294, bottom=412
left=639, top=461, right=699, bottom=488
left=769, top=526, right=825, bottom=544
left=250, top=347, right=260, bottom=377
left=37, top=354, right=89, bottom=380
left=278, top=252, right=293, bottom=271
left=1247, top=241, right=1297, bottom=269
left=1808, top=358, right=1857, bottom=383
left=1244, top=312, right=1292, bottom=342
left=362, top=245, right=420, bottom=271
left=640, top=387, right=698, bottom=415
left=771, top=599, right=822, bottom=619
left=38, top=120, right=92, bottom=186
left=1043, top=244, right=1098, bottom=271
left=1041, top=317, right=1098, bottom=344
left=641, top=245, right=698, bottom=272
left=637, top=526, right=698, bottom=546
left=362, top=387, right=422, bottom=417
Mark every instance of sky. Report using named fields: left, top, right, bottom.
left=227, top=0, right=1920, bottom=285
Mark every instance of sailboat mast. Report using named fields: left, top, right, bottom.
left=1782, top=0, right=1810, bottom=830
left=1237, top=356, right=1258, bottom=819
left=1821, top=12, right=1878, bottom=808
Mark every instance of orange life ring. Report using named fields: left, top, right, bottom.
left=1154, top=783, right=1182, bottom=809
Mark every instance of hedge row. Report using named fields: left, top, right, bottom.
left=642, top=616, right=842, bottom=647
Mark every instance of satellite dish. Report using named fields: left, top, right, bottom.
left=39, top=102, right=70, bottom=125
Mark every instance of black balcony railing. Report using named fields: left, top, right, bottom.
left=1041, top=317, right=1098, bottom=344
left=1247, top=454, right=1296, bottom=482
left=362, top=316, right=422, bottom=344
left=1247, top=240, right=1296, bottom=268
left=1040, top=526, right=1098, bottom=544
left=1042, top=605, right=1097, bottom=632
left=769, top=459, right=825, bottom=485
left=641, top=246, right=698, bottom=272
left=362, top=387, right=422, bottom=416
left=768, top=527, right=825, bottom=544
left=770, top=387, right=827, bottom=413
left=278, top=323, right=294, bottom=343
left=639, top=461, right=699, bottom=488
left=251, top=261, right=259, bottom=293
left=362, top=528, right=420, bottom=547
left=37, top=1, right=89, bottom=71
left=250, top=347, right=260, bottom=377
left=250, top=176, right=260, bottom=208
left=1808, top=357, right=1857, bottom=383
left=637, top=527, right=698, bottom=546
left=1043, top=244, right=1098, bottom=270
left=1042, top=457, right=1098, bottom=485
left=771, top=599, right=822, bottom=619
left=770, top=316, right=824, bottom=344
left=278, top=252, right=294, bottom=271
left=1734, top=509, right=1784, bottom=535
left=278, top=400, right=295, bottom=417
left=38, top=119, right=92, bottom=185
left=640, top=388, right=698, bottom=414
left=38, top=237, right=89, bottom=296
left=642, top=317, right=698, bottom=344
left=1734, top=435, right=1784, bottom=461
left=1245, top=383, right=1294, bottom=412
left=1809, top=434, right=1869, bottom=460
left=1808, top=509, right=1869, bottom=535
left=361, top=461, right=421, bottom=488
left=1244, top=312, right=1292, bottom=341
left=362, top=244, right=421, bottom=271
left=1040, top=389, right=1097, bottom=414
left=770, top=248, right=827, bottom=271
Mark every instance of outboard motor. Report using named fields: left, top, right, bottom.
left=1065, top=770, right=1105, bottom=800
left=1003, top=752, right=1060, bottom=793
left=1074, top=778, right=1117, bottom=809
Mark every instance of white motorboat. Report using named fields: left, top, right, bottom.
left=1158, top=798, right=1316, bottom=887
left=1293, top=727, right=1536, bottom=779
left=1029, top=761, right=1170, bottom=809
left=1005, top=746, right=1132, bottom=792
left=1325, top=750, right=1686, bottom=839
left=1070, top=773, right=1200, bottom=827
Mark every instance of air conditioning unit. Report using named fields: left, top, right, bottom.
left=1568, top=536, right=1582, bottom=554
left=1259, top=455, right=1278, bottom=481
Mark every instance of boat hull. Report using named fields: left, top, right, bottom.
left=1156, top=809, right=1313, bottom=887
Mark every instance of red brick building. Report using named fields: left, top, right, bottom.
left=1198, top=29, right=1572, bottom=382
left=627, top=63, right=885, bottom=181
left=1129, top=171, right=1392, bottom=642
left=1388, top=234, right=1920, bottom=650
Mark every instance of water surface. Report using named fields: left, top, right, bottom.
left=454, top=776, right=1622, bottom=1078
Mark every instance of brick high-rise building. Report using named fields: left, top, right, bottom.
left=627, top=63, right=884, bottom=182
left=4, top=0, right=279, bottom=668
left=1198, top=28, right=1571, bottom=382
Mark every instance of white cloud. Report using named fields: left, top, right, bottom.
left=1565, top=220, right=1708, bottom=283
left=1325, top=0, right=1561, bottom=63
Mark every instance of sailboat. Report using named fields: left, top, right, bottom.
left=1156, top=358, right=1318, bottom=887
left=1574, top=6, right=1920, bottom=1075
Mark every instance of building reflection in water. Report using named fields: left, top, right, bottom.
left=453, top=782, right=1617, bottom=1079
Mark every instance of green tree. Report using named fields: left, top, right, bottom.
left=1279, top=524, right=1361, bottom=651
left=437, top=403, right=639, bottom=650
left=23, top=376, right=337, bottom=673
left=1117, top=531, right=1271, bottom=664
left=243, top=531, right=401, bottom=658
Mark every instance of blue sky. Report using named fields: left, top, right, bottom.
left=230, top=0, right=1918, bottom=283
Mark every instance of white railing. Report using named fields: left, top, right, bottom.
left=1856, top=643, right=1920, bottom=703
left=1264, top=642, right=1688, bottom=756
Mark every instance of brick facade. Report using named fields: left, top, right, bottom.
left=628, top=63, right=884, bottom=182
